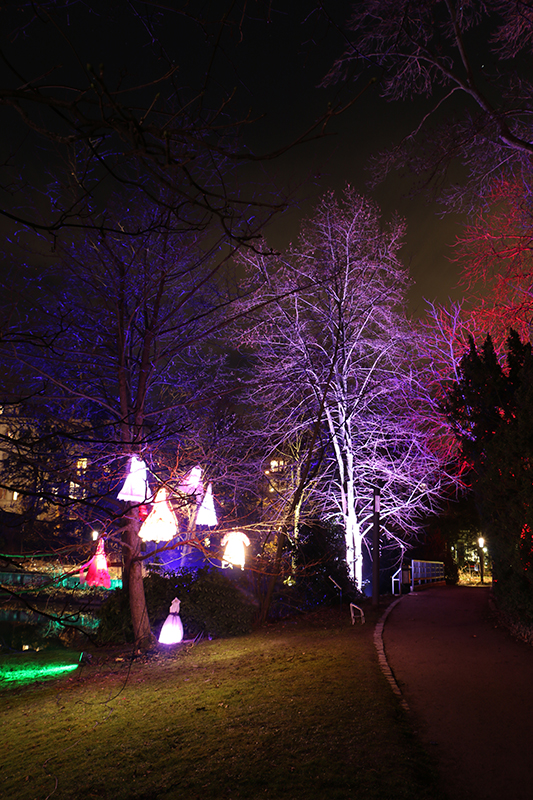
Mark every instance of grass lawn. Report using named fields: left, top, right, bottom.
left=1, top=603, right=444, bottom=800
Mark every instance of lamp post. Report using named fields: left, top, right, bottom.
left=372, top=487, right=381, bottom=606
left=478, top=537, right=485, bottom=584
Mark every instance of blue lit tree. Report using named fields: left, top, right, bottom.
left=0, top=195, right=238, bottom=649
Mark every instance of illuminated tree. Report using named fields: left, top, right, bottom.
left=452, top=176, right=533, bottom=344
left=0, top=196, right=234, bottom=649
left=234, top=189, right=450, bottom=591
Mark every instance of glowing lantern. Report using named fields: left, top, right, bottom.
left=221, top=530, right=250, bottom=570
left=80, top=539, right=111, bottom=588
left=117, top=456, right=150, bottom=503
left=195, top=483, right=217, bottom=527
left=139, top=487, right=178, bottom=542
left=177, top=466, right=203, bottom=497
left=158, top=597, right=184, bottom=644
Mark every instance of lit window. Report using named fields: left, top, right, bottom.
left=270, top=459, right=285, bottom=473
left=69, top=481, right=87, bottom=499
left=77, top=458, right=88, bottom=471
left=12, top=491, right=18, bottom=501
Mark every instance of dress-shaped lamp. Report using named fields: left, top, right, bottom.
left=158, top=597, right=184, bottom=644
left=139, top=487, right=178, bottom=542
left=80, top=539, right=111, bottom=588
left=177, top=466, right=203, bottom=497
left=221, top=530, right=250, bottom=570
left=195, top=483, right=217, bottom=527
left=117, top=456, right=150, bottom=503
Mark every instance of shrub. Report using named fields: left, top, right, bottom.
left=96, top=567, right=255, bottom=644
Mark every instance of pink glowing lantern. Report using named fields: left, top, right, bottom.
left=80, top=539, right=111, bottom=589
left=158, top=597, right=184, bottom=644
left=139, top=487, right=178, bottom=542
left=117, top=456, right=151, bottom=503
left=221, top=530, right=250, bottom=570
left=177, top=466, right=203, bottom=497
left=195, top=483, right=218, bottom=527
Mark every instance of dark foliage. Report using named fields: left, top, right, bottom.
left=445, top=330, right=533, bottom=620
left=97, top=567, right=255, bottom=644
left=260, top=522, right=359, bottom=621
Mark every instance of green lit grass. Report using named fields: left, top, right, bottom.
left=1, top=605, right=444, bottom=800
left=0, top=660, right=80, bottom=684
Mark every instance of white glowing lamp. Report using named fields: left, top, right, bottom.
left=117, top=456, right=150, bottom=503
left=195, top=483, right=218, bottom=527
left=221, top=530, right=250, bottom=570
left=158, top=597, right=184, bottom=644
left=139, top=487, right=178, bottom=542
left=177, top=466, right=203, bottom=497
left=80, top=539, right=111, bottom=589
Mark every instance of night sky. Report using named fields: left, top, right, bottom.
left=195, top=2, right=467, bottom=315
left=0, top=1, right=466, bottom=314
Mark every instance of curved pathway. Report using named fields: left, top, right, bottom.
left=383, top=585, right=533, bottom=800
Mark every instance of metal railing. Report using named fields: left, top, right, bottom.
left=411, top=559, right=445, bottom=591
left=391, top=560, right=445, bottom=594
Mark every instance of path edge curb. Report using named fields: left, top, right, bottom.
left=374, top=596, right=410, bottom=712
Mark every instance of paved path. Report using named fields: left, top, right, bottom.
left=383, top=585, right=533, bottom=800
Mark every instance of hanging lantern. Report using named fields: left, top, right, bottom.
left=80, top=539, right=111, bottom=589
left=195, top=483, right=217, bottom=527
left=139, top=487, right=178, bottom=542
left=158, top=597, right=184, bottom=644
left=221, top=530, right=250, bottom=570
left=177, top=466, right=203, bottom=497
left=117, top=456, right=150, bottom=503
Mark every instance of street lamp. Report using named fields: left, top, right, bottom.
left=478, top=537, right=485, bottom=584
left=372, top=487, right=381, bottom=607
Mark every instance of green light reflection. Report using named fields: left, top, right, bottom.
left=0, top=652, right=82, bottom=685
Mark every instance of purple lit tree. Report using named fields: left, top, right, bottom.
left=233, top=189, right=451, bottom=591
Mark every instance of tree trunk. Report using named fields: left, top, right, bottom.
left=258, top=526, right=287, bottom=625
left=123, top=507, right=154, bottom=651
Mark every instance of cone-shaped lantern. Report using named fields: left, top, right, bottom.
left=139, top=487, right=178, bottom=542
left=195, top=483, right=217, bottom=527
left=177, top=466, right=203, bottom=497
left=80, top=539, right=111, bottom=588
left=117, top=456, right=150, bottom=503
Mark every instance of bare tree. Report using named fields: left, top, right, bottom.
left=324, top=1, right=533, bottom=211
left=0, top=194, right=241, bottom=649
left=233, top=188, right=450, bottom=591
left=0, top=1, right=349, bottom=245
